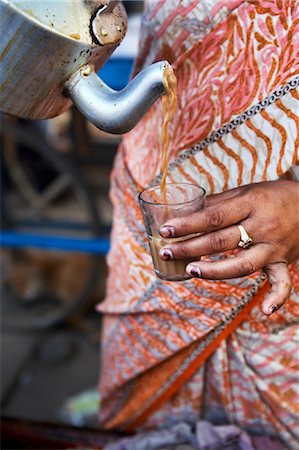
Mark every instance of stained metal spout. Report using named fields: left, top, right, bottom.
left=65, top=61, right=170, bottom=134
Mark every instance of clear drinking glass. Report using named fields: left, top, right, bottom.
left=138, top=183, right=206, bottom=281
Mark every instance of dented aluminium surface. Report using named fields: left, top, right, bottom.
left=0, top=0, right=169, bottom=134
left=0, top=0, right=127, bottom=120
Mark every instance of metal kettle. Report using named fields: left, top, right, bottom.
left=0, top=0, right=170, bottom=134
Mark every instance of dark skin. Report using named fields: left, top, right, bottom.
left=159, top=180, right=299, bottom=315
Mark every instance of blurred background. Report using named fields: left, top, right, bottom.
left=1, top=0, right=144, bottom=442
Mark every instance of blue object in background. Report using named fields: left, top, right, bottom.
left=0, top=231, right=110, bottom=255
left=98, top=57, right=134, bottom=91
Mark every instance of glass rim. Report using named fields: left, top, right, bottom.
left=138, top=182, right=206, bottom=206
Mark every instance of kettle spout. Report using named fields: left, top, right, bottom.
left=65, top=61, right=171, bottom=134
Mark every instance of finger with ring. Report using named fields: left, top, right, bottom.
left=159, top=224, right=253, bottom=260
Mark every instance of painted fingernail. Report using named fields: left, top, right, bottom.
left=159, top=226, right=175, bottom=238
left=269, top=304, right=278, bottom=314
left=159, top=248, right=173, bottom=260
left=187, top=265, right=201, bottom=277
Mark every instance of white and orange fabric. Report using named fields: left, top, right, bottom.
left=97, top=1, right=299, bottom=447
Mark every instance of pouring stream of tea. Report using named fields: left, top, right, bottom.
left=161, top=66, right=177, bottom=204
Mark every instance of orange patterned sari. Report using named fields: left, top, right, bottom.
left=97, top=1, right=299, bottom=448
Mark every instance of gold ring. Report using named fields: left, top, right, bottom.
left=237, top=224, right=253, bottom=249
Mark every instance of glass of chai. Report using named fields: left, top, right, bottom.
left=138, top=183, right=206, bottom=281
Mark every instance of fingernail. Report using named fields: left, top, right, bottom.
left=269, top=304, right=278, bottom=314
left=187, top=265, right=201, bottom=278
left=160, top=226, right=175, bottom=238
left=159, top=248, right=173, bottom=260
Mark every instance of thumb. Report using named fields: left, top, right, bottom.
left=262, top=262, right=292, bottom=315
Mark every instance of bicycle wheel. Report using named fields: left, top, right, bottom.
left=1, top=115, right=109, bottom=331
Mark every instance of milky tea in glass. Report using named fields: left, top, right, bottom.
left=138, top=183, right=206, bottom=281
